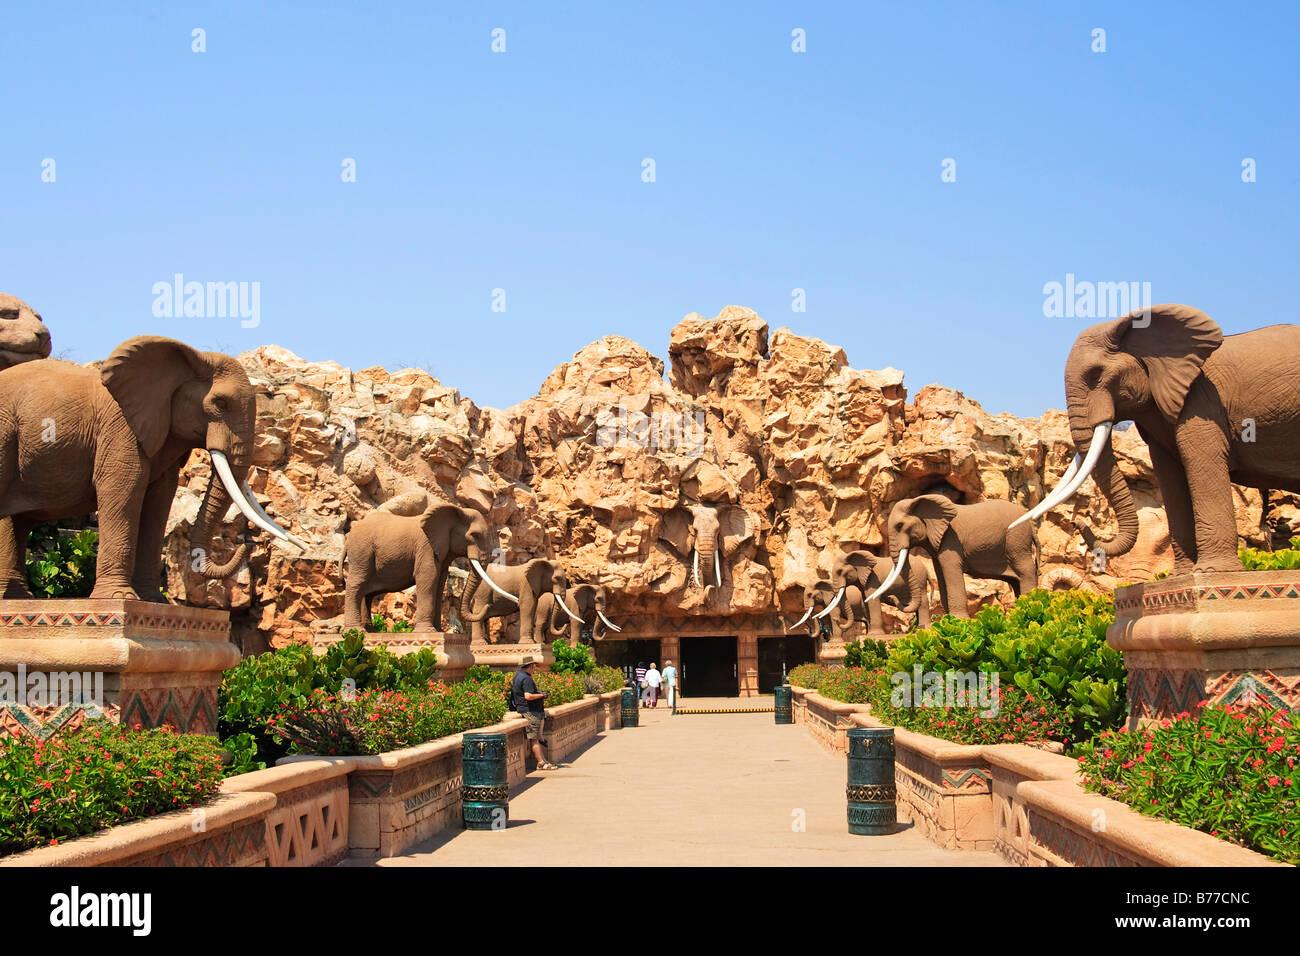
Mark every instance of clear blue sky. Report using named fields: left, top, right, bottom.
left=3, top=2, right=1296, bottom=416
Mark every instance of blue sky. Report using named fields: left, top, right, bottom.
left=3, top=2, right=1296, bottom=415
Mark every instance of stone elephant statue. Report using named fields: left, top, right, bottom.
left=460, top=557, right=580, bottom=644
left=0, top=293, right=52, bottom=371
left=536, top=583, right=623, bottom=644
left=1018, top=304, right=1300, bottom=574
left=343, top=502, right=495, bottom=630
left=830, top=549, right=931, bottom=635
left=0, top=335, right=304, bottom=601
left=788, top=579, right=855, bottom=641
left=879, top=494, right=1037, bottom=619
left=659, top=502, right=755, bottom=588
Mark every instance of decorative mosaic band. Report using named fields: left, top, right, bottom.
left=461, top=784, right=509, bottom=802
left=0, top=610, right=229, bottom=635
left=1115, top=581, right=1300, bottom=616
left=847, top=804, right=897, bottom=828
left=847, top=784, right=897, bottom=802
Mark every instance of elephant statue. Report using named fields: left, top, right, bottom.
left=831, top=549, right=931, bottom=635
left=0, top=335, right=304, bottom=601
left=536, top=583, right=622, bottom=644
left=1015, top=304, right=1300, bottom=574
left=878, top=495, right=1038, bottom=619
left=459, top=557, right=580, bottom=644
left=343, top=501, right=495, bottom=630
left=659, top=502, right=755, bottom=588
left=788, top=579, right=855, bottom=640
left=0, top=294, right=52, bottom=371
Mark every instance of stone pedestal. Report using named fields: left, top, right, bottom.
left=312, top=629, right=474, bottom=683
left=0, top=600, right=239, bottom=740
left=817, top=638, right=848, bottom=667
left=1110, top=571, right=1300, bottom=729
left=467, top=641, right=554, bottom=673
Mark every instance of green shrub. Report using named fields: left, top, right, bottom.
left=1240, top=537, right=1300, bottom=571
left=25, top=523, right=98, bottom=599
left=549, top=638, right=595, bottom=675
left=788, top=663, right=829, bottom=690
left=535, top=670, right=588, bottom=706
left=269, top=677, right=509, bottom=756
left=464, top=664, right=495, bottom=683
left=1, top=721, right=224, bottom=855
left=367, top=613, right=416, bottom=633
left=843, top=639, right=890, bottom=668
left=218, top=629, right=439, bottom=773
left=584, top=665, right=626, bottom=695
left=1077, top=704, right=1300, bottom=864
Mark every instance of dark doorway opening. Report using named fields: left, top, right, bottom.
left=681, top=636, right=737, bottom=698
left=596, top=638, right=662, bottom=687
left=757, top=635, right=816, bottom=693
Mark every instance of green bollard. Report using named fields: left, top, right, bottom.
left=774, top=684, right=793, bottom=724
left=461, top=733, right=508, bottom=830
left=620, top=686, right=639, bottom=727
left=846, top=727, right=897, bottom=835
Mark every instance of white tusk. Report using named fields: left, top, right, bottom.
left=556, top=594, right=585, bottom=623
left=1011, top=423, right=1112, bottom=530
left=814, top=586, right=845, bottom=620
left=597, top=610, right=622, bottom=633
left=866, top=549, right=908, bottom=603
left=210, top=451, right=303, bottom=548
left=240, top=480, right=309, bottom=550
left=1010, top=452, right=1082, bottom=530
left=692, top=550, right=701, bottom=588
left=471, top=559, right=519, bottom=604
left=786, top=605, right=814, bottom=633
left=714, top=551, right=722, bottom=586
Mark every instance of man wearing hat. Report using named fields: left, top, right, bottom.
left=511, top=656, right=558, bottom=771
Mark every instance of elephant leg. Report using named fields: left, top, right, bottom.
left=935, top=550, right=969, bottom=618
left=0, top=516, right=36, bottom=598
left=518, top=590, right=537, bottom=643
left=867, top=598, right=885, bottom=636
left=1011, top=552, right=1038, bottom=595
left=131, top=470, right=180, bottom=602
left=430, top=558, right=450, bottom=632
left=412, top=553, right=437, bottom=630
left=916, top=594, right=931, bottom=630
left=1149, top=440, right=1197, bottom=575
left=89, top=467, right=147, bottom=600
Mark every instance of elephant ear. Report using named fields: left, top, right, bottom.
left=100, top=336, right=211, bottom=458
left=1109, top=304, right=1223, bottom=423
left=908, top=495, right=960, bottom=553
left=658, top=507, right=693, bottom=557
left=718, top=504, right=756, bottom=557
left=419, top=504, right=462, bottom=535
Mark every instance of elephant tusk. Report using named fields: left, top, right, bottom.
left=866, top=549, right=908, bottom=603
left=714, top=551, right=722, bottom=586
left=1014, top=423, right=1112, bottom=530
left=692, top=550, right=701, bottom=588
left=471, top=559, right=519, bottom=604
left=786, top=605, right=814, bottom=633
left=597, top=610, right=622, bottom=633
left=556, top=594, right=585, bottom=624
left=814, top=586, right=845, bottom=620
left=210, top=451, right=302, bottom=548
left=240, top=480, right=309, bottom=550
left=1010, top=452, right=1082, bottom=530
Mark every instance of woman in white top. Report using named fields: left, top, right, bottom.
left=644, top=662, right=663, bottom=708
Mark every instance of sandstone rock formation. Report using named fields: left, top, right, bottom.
left=155, top=307, right=1294, bottom=648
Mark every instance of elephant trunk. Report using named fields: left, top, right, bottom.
left=192, top=466, right=249, bottom=579
left=695, top=532, right=718, bottom=586
left=460, top=561, right=490, bottom=623
left=1074, top=428, right=1139, bottom=558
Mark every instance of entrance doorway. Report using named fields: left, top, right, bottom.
left=680, top=636, right=737, bottom=698
left=757, top=635, right=816, bottom=693
left=596, top=638, right=661, bottom=687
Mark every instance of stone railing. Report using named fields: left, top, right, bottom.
left=789, top=687, right=1283, bottom=867
left=2, top=694, right=612, bottom=867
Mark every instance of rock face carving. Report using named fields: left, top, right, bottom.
left=1026, top=304, right=1300, bottom=575
left=342, top=500, right=495, bottom=630
left=658, top=502, right=756, bottom=589
left=148, top=306, right=1300, bottom=647
left=0, top=293, right=52, bottom=371
left=0, top=335, right=303, bottom=603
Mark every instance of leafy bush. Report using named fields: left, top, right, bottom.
left=535, top=670, right=587, bottom=706
left=584, top=665, right=626, bottom=695
left=1240, top=537, right=1300, bottom=571
left=464, top=664, right=495, bottom=683
left=367, top=613, right=416, bottom=633
left=788, top=663, right=829, bottom=690
left=549, top=638, right=595, bottom=675
left=881, top=590, right=1124, bottom=743
left=25, top=524, right=98, bottom=599
left=218, top=630, right=439, bottom=773
left=843, top=638, right=891, bottom=668
left=1077, top=704, right=1300, bottom=864
left=1, top=722, right=224, bottom=855
left=269, top=678, right=509, bottom=756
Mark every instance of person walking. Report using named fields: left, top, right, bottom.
left=511, top=656, right=557, bottom=771
left=661, top=659, right=677, bottom=708
left=644, top=662, right=662, bottom=708
left=635, top=660, right=648, bottom=707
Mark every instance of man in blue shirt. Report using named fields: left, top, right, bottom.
left=511, top=656, right=557, bottom=770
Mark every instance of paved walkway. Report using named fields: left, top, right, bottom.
left=364, top=699, right=1005, bottom=867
